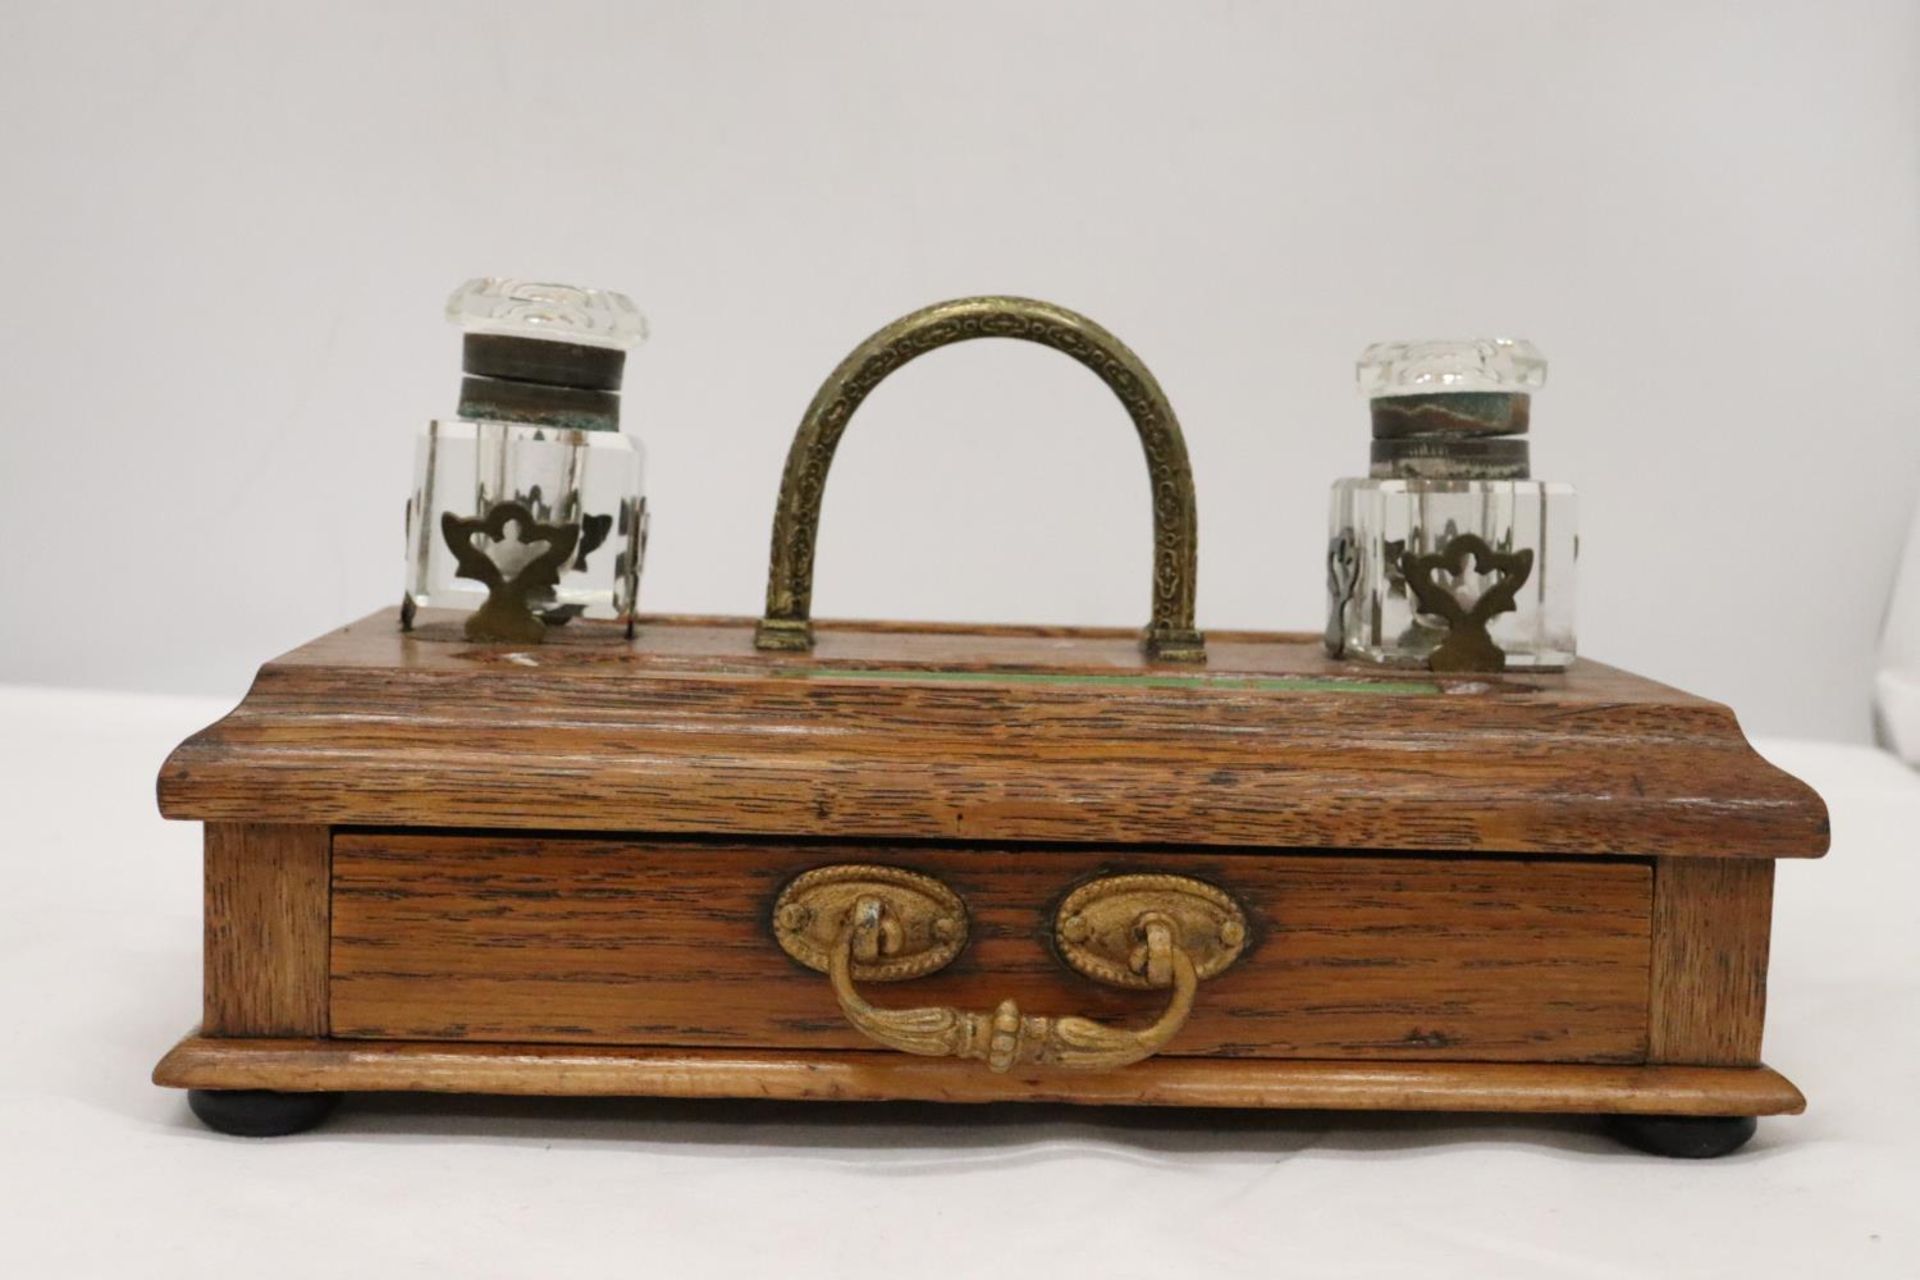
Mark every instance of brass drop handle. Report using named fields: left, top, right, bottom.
left=753, top=295, right=1206, bottom=663
left=829, top=895, right=1200, bottom=1073
left=771, top=865, right=1247, bottom=1074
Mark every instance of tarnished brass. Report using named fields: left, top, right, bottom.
left=772, top=864, right=968, bottom=982
left=1370, top=435, right=1531, bottom=481
left=1325, top=529, right=1357, bottom=658
left=753, top=296, right=1205, bottom=663
left=441, top=501, right=582, bottom=645
left=1370, top=391, right=1530, bottom=440
left=778, top=865, right=1245, bottom=1072
left=1053, top=873, right=1248, bottom=989
left=620, top=495, right=649, bottom=641
left=1399, top=532, right=1536, bottom=674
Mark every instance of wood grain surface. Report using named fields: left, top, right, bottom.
left=329, top=834, right=1653, bottom=1063
left=202, top=823, right=330, bottom=1036
left=1649, top=858, right=1774, bottom=1065
left=152, top=1033, right=1807, bottom=1116
left=156, top=609, right=1830, bottom=858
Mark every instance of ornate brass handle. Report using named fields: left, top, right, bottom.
left=830, top=896, right=1197, bottom=1072
left=772, top=866, right=1246, bottom=1073
left=754, top=296, right=1206, bottom=663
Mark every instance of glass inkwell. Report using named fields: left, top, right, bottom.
left=403, top=278, right=649, bottom=642
left=1325, top=339, right=1576, bottom=672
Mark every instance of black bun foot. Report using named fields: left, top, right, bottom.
left=1605, top=1114, right=1758, bottom=1158
left=187, top=1089, right=342, bottom=1137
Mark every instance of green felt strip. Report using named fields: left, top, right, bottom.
left=775, top=667, right=1441, bottom=697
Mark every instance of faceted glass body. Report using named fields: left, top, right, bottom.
left=1327, top=477, right=1576, bottom=671
left=405, top=420, right=646, bottom=624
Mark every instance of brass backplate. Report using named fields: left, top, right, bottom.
left=773, top=864, right=969, bottom=983
left=1054, top=874, right=1248, bottom=989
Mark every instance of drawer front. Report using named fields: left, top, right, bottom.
left=329, top=834, right=1652, bottom=1063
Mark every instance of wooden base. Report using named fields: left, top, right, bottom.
left=154, top=1034, right=1806, bottom=1117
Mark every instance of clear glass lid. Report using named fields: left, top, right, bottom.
left=447, top=278, right=649, bottom=350
left=1357, top=339, right=1546, bottom=397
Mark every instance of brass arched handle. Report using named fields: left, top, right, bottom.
left=754, top=296, right=1205, bottom=663
left=828, top=896, right=1200, bottom=1073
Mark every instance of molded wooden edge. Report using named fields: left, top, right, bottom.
left=153, top=1034, right=1806, bottom=1116
left=153, top=739, right=1831, bottom=859
left=153, top=608, right=1830, bottom=859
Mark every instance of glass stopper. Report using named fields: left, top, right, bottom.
left=1356, top=339, right=1546, bottom=398
left=447, top=278, right=649, bottom=350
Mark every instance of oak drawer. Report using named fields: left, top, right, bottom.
left=328, top=833, right=1653, bottom=1063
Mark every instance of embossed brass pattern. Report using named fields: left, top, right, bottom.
left=774, top=865, right=1245, bottom=1072
left=772, top=864, right=968, bottom=982
left=753, top=296, right=1205, bottom=663
left=1054, top=873, right=1248, bottom=989
left=1399, top=532, right=1536, bottom=674
left=831, top=899, right=1199, bottom=1072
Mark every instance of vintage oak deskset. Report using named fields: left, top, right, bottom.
left=153, top=295, right=1827, bottom=1157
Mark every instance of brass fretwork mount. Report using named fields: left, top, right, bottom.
left=442, top=502, right=581, bottom=645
